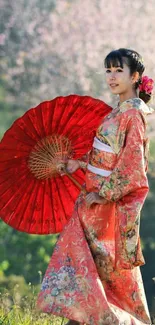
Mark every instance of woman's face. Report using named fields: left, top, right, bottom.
left=105, top=62, right=135, bottom=96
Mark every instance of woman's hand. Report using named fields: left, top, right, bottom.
left=66, top=159, right=80, bottom=174
left=86, top=192, right=108, bottom=207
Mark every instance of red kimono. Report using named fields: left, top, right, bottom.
left=37, top=98, right=152, bottom=325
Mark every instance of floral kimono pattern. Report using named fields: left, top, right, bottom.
left=37, top=98, right=152, bottom=325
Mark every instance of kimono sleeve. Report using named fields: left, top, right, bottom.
left=99, top=112, right=149, bottom=201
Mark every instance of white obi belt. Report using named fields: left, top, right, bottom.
left=87, top=137, right=114, bottom=177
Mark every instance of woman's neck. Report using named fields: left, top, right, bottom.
left=119, top=89, right=138, bottom=104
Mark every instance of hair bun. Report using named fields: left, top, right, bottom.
left=139, top=91, right=151, bottom=104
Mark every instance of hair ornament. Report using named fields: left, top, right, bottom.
left=139, top=76, right=154, bottom=95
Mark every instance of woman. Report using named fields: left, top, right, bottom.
left=37, top=48, right=154, bottom=325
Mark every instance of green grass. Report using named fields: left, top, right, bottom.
left=0, top=308, right=64, bottom=325
left=0, top=284, right=65, bottom=325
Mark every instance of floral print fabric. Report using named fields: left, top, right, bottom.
left=37, top=98, right=152, bottom=325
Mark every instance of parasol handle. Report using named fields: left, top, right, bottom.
left=63, top=169, right=86, bottom=194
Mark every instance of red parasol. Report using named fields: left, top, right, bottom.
left=0, top=94, right=111, bottom=234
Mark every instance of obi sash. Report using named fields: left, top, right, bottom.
left=87, top=137, right=114, bottom=177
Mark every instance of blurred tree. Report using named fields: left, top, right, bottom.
left=0, top=221, right=58, bottom=284
left=0, top=0, right=155, bottom=112
left=141, top=142, right=155, bottom=312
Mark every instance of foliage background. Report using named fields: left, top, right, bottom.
left=0, top=0, right=155, bottom=319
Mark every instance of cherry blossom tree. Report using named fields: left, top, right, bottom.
left=0, top=0, right=155, bottom=111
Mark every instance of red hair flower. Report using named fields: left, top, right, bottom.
left=139, top=76, right=154, bottom=94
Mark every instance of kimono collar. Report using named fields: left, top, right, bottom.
left=119, top=97, right=154, bottom=115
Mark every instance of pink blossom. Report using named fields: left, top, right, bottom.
left=0, top=33, right=6, bottom=45
left=139, top=76, right=154, bottom=94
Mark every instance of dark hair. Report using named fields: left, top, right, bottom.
left=104, top=48, right=151, bottom=103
